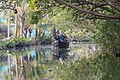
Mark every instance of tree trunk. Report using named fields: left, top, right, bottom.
left=20, top=13, right=25, bottom=37
left=24, top=28, right=27, bottom=37
left=53, top=27, right=56, bottom=36
left=20, top=17, right=23, bottom=37
left=29, top=29, right=32, bottom=37
left=14, top=14, right=18, bottom=37
left=7, top=10, right=10, bottom=38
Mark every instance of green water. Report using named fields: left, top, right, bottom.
left=0, top=44, right=120, bottom=80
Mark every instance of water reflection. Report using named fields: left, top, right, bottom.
left=52, top=48, right=69, bottom=61
left=0, top=44, right=120, bottom=80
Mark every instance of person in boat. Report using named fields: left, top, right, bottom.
left=60, top=32, right=70, bottom=43
left=59, top=33, right=65, bottom=42
left=53, top=31, right=68, bottom=43
left=53, top=32, right=60, bottom=43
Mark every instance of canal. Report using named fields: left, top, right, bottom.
left=0, top=43, right=120, bottom=80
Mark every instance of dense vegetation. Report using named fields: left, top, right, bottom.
left=93, top=20, right=120, bottom=55
left=0, top=1, right=120, bottom=80
left=0, top=37, right=32, bottom=49
left=0, top=0, right=120, bottom=55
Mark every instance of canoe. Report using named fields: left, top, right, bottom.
left=53, top=41, right=69, bottom=48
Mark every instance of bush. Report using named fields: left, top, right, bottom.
left=0, top=41, right=8, bottom=48
left=5, top=37, right=32, bottom=48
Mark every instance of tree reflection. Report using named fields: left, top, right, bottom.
left=52, top=48, right=69, bottom=62
left=1, top=45, right=120, bottom=80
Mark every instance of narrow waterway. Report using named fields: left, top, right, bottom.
left=0, top=43, right=120, bottom=80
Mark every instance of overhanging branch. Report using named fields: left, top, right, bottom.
left=56, top=0, right=120, bottom=20
left=107, top=2, right=120, bottom=13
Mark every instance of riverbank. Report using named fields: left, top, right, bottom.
left=0, top=37, right=33, bottom=49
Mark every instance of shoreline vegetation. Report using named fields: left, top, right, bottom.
left=0, top=36, right=93, bottom=50
left=0, top=37, right=33, bottom=50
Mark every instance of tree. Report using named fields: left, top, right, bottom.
left=0, top=0, right=35, bottom=37
left=54, top=0, right=120, bottom=20
left=93, top=19, right=120, bottom=55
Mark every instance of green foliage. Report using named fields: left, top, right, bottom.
left=93, top=20, right=120, bottom=54
left=41, top=36, right=53, bottom=44
left=27, top=0, right=51, bottom=24
left=38, top=29, right=53, bottom=44
left=30, top=11, right=41, bottom=24
left=48, top=5, right=75, bottom=30
left=0, top=41, right=9, bottom=48
left=46, top=5, right=94, bottom=40
left=51, top=53, right=120, bottom=80
left=0, top=37, right=32, bottom=48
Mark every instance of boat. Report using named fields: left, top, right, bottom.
left=53, top=40, right=69, bottom=48
left=52, top=27, right=69, bottom=48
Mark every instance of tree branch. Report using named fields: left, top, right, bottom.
left=57, top=0, right=120, bottom=20
left=107, top=2, right=120, bottom=13
left=69, top=1, right=120, bottom=15
left=74, top=1, right=120, bottom=6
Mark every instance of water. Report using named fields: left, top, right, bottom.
left=0, top=44, right=120, bottom=80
